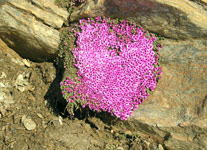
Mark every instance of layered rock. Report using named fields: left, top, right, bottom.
left=69, top=1, right=207, bottom=149
left=1, top=0, right=206, bottom=149
left=123, top=39, right=207, bottom=150
left=0, top=0, right=69, bottom=61
left=70, top=0, right=207, bottom=40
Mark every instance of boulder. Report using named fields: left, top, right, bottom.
left=61, top=29, right=207, bottom=149
left=68, top=1, right=207, bottom=149
left=125, top=39, right=207, bottom=150
left=70, top=0, right=207, bottom=40
left=0, top=0, right=69, bottom=62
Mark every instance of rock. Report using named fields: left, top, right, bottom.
left=0, top=82, right=5, bottom=88
left=0, top=0, right=69, bottom=62
left=0, top=91, right=13, bottom=104
left=117, top=147, right=124, bottom=150
left=158, top=144, right=164, bottom=150
left=0, top=106, right=6, bottom=116
left=124, top=130, right=133, bottom=137
left=70, top=0, right=207, bottom=40
left=22, top=59, right=31, bottom=68
left=37, top=113, right=43, bottom=119
left=22, top=115, right=36, bottom=130
left=14, top=73, right=34, bottom=92
left=65, top=2, right=207, bottom=148
left=125, top=39, right=207, bottom=150
left=0, top=92, right=4, bottom=102
left=143, top=140, right=150, bottom=147
left=50, top=116, right=63, bottom=128
left=0, top=72, right=7, bottom=79
left=42, top=120, right=47, bottom=128
left=11, top=58, right=24, bottom=66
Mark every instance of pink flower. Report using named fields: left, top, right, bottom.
left=61, top=17, right=162, bottom=120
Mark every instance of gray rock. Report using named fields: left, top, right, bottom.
left=0, top=105, right=6, bottom=116
left=60, top=37, right=207, bottom=149
left=14, top=73, right=34, bottom=92
left=0, top=72, right=7, bottom=79
left=117, top=147, right=124, bottom=150
left=0, top=82, right=5, bottom=88
left=50, top=116, right=63, bottom=128
left=22, top=59, right=31, bottom=68
left=70, top=0, right=207, bottom=40
left=0, top=92, right=4, bottom=102
left=126, top=39, right=207, bottom=150
left=0, top=90, right=14, bottom=104
left=62, top=4, right=207, bottom=147
left=22, top=115, right=36, bottom=130
left=0, top=0, right=69, bottom=62
left=158, top=144, right=164, bottom=150
left=66, top=4, right=207, bottom=148
left=37, top=113, right=43, bottom=119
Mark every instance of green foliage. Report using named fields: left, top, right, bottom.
left=58, top=26, right=84, bottom=117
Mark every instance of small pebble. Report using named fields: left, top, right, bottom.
left=0, top=72, right=6, bottom=79
left=0, top=92, right=5, bottom=102
left=42, top=120, right=47, bottom=128
left=22, top=115, right=36, bottom=130
left=58, top=116, right=63, bottom=125
left=11, top=58, right=24, bottom=66
left=0, top=107, right=6, bottom=115
left=37, top=113, right=43, bottom=119
left=117, top=147, right=124, bottom=150
left=51, top=116, right=63, bottom=127
left=0, top=82, right=5, bottom=88
left=158, top=144, right=164, bottom=150
left=144, top=140, right=150, bottom=146
left=22, top=59, right=31, bottom=67
left=0, top=96, right=3, bottom=102
left=15, top=74, right=26, bottom=86
left=124, top=130, right=133, bottom=136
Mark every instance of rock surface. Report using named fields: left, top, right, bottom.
left=1, top=0, right=207, bottom=149
left=69, top=1, right=207, bottom=149
left=0, top=0, right=69, bottom=62
left=70, top=0, right=207, bottom=40
left=22, top=115, right=37, bottom=130
left=70, top=3, right=207, bottom=148
left=126, top=39, right=207, bottom=150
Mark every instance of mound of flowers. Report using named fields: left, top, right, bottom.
left=60, top=16, right=162, bottom=120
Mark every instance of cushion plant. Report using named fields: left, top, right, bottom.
left=60, top=16, right=162, bottom=120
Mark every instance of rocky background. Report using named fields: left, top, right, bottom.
left=0, top=0, right=207, bottom=150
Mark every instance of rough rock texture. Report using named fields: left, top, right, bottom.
left=125, top=39, right=207, bottom=150
left=1, top=0, right=206, bottom=149
left=70, top=0, right=207, bottom=40
left=0, top=0, right=69, bottom=62
left=69, top=1, right=207, bottom=149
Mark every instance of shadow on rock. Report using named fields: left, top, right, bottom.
left=44, top=58, right=69, bottom=118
